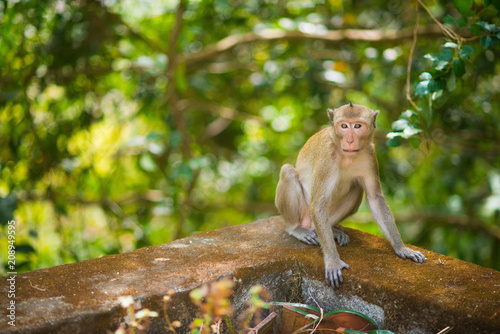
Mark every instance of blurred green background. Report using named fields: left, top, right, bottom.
left=1, top=0, right=499, bottom=274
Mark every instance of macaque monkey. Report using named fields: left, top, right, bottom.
left=275, top=103, right=425, bottom=288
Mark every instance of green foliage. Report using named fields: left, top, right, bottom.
left=388, top=1, right=500, bottom=146
left=114, top=280, right=269, bottom=333
left=453, top=0, right=473, bottom=17
left=0, top=0, right=499, bottom=275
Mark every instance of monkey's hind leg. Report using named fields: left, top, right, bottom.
left=275, top=164, right=319, bottom=246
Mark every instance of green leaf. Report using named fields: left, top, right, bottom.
left=453, top=58, right=466, bottom=77
left=459, top=45, right=474, bottom=58
left=431, top=90, right=444, bottom=101
left=424, top=53, right=450, bottom=70
left=453, top=0, right=473, bottom=16
left=416, top=80, right=431, bottom=97
left=481, top=35, right=492, bottom=48
left=392, top=119, right=410, bottom=131
left=432, top=79, right=445, bottom=93
left=424, top=54, right=439, bottom=63
left=386, top=134, right=402, bottom=147
left=425, top=48, right=454, bottom=71
left=419, top=72, right=433, bottom=80
left=435, top=61, right=450, bottom=71
left=402, top=109, right=419, bottom=120
left=478, top=21, right=495, bottom=31
left=417, top=79, right=445, bottom=97
left=403, top=126, right=422, bottom=138
left=0, top=195, right=17, bottom=225
left=439, top=48, right=453, bottom=62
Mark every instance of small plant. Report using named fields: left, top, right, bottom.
left=163, top=290, right=182, bottom=333
left=112, top=296, right=159, bottom=334
left=189, top=277, right=237, bottom=334
left=112, top=278, right=270, bottom=334
left=237, top=285, right=271, bottom=332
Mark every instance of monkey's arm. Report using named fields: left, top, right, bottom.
left=311, top=198, right=350, bottom=287
left=362, top=176, right=426, bottom=264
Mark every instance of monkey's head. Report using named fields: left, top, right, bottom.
left=327, top=103, right=379, bottom=157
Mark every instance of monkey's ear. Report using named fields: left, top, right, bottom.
left=373, top=110, right=380, bottom=128
left=327, top=108, right=335, bottom=126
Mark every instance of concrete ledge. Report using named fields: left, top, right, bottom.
left=1, top=216, right=499, bottom=333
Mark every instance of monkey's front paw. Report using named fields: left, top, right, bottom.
left=396, top=247, right=426, bottom=263
left=325, top=260, right=350, bottom=288
left=332, top=228, right=350, bottom=246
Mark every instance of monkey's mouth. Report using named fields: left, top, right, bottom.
left=342, top=149, right=360, bottom=156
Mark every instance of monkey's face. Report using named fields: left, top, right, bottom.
left=335, top=120, right=371, bottom=157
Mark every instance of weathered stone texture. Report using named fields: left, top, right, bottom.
left=1, top=216, right=499, bottom=333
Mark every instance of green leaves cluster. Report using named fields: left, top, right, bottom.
left=387, top=110, right=422, bottom=148
left=388, top=0, right=499, bottom=147
left=473, top=21, right=500, bottom=48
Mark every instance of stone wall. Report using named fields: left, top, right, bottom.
left=1, top=216, right=499, bottom=333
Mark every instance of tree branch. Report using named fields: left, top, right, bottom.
left=180, top=26, right=444, bottom=67
left=174, top=168, right=200, bottom=240
left=176, top=99, right=265, bottom=139
left=177, top=99, right=263, bottom=122
left=406, top=1, right=421, bottom=111
left=166, top=0, right=190, bottom=159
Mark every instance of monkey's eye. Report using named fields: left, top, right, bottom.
left=354, top=124, right=362, bottom=129
left=341, top=124, right=348, bottom=129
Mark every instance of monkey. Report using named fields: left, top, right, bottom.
left=275, top=103, right=426, bottom=288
